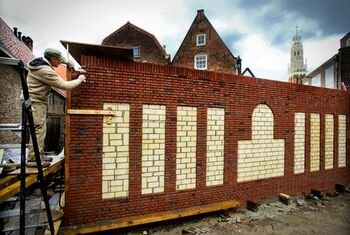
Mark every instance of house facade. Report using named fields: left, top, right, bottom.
left=172, top=10, right=237, bottom=74
left=102, top=22, right=169, bottom=65
left=304, top=32, right=350, bottom=89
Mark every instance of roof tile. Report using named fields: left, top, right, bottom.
left=0, top=17, right=34, bottom=63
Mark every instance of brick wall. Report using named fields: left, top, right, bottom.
left=65, top=55, right=350, bottom=227
left=0, top=64, right=21, bottom=144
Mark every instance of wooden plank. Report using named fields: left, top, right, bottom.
left=38, top=208, right=64, bottom=223
left=67, top=109, right=116, bottom=115
left=279, top=193, right=290, bottom=205
left=64, top=66, right=71, bottom=228
left=0, top=160, right=63, bottom=204
left=0, top=175, right=37, bottom=204
left=44, top=220, right=62, bottom=235
left=59, top=191, right=65, bottom=209
left=61, top=200, right=240, bottom=234
left=8, top=154, right=63, bottom=175
left=0, top=175, right=18, bottom=190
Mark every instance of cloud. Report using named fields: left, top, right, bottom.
left=0, top=0, right=348, bottom=81
left=304, top=34, right=342, bottom=72
left=282, top=0, right=350, bottom=36
left=234, top=34, right=289, bottom=81
left=0, top=0, right=191, bottom=57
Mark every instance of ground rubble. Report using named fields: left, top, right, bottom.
left=123, top=185, right=350, bottom=235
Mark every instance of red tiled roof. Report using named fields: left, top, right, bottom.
left=0, top=17, right=34, bottom=63
left=102, top=21, right=168, bottom=58
left=0, top=18, right=67, bottom=98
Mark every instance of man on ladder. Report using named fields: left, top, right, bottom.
left=26, top=48, right=86, bottom=167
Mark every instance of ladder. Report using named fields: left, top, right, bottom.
left=0, top=57, right=54, bottom=235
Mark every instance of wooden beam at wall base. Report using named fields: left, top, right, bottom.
left=60, top=200, right=240, bottom=234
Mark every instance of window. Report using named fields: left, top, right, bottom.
left=311, top=74, right=321, bottom=87
left=196, top=34, right=206, bottom=46
left=132, top=44, right=140, bottom=58
left=325, top=65, right=335, bottom=88
left=194, top=54, right=207, bottom=70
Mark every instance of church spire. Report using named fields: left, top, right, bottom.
left=288, top=26, right=307, bottom=84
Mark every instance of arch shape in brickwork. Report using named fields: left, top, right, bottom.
left=252, top=104, right=274, bottom=140
left=237, top=103, right=285, bottom=182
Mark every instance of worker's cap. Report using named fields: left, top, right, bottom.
left=44, top=48, right=68, bottom=64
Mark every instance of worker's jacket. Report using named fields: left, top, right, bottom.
left=26, top=58, right=82, bottom=103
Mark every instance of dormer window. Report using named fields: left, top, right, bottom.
left=132, top=44, right=140, bottom=58
left=196, top=34, right=206, bottom=46
left=194, top=54, right=207, bottom=70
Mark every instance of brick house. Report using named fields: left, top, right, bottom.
left=304, top=32, right=350, bottom=90
left=0, top=18, right=66, bottom=153
left=172, top=10, right=237, bottom=74
left=102, top=21, right=169, bottom=65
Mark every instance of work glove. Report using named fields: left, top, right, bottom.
left=78, top=74, right=87, bottom=83
left=72, top=68, right=87, bottom=79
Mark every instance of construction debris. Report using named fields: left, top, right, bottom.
left=279, top=193, right=290, bottom=205
left=122, top=190, right=350, bottom=235
left=335, top=183, right=346, bottom=193
left=246, top=200, right=259, bottom=212
left=311, top=189, right=325, bottom=200
left=345, top=184, right=350, bottom=193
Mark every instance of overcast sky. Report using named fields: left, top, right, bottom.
left=1, top=0, right=349, bottom=81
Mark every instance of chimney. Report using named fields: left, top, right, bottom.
left=21, top=35, right=34, bottom=52
left=236, top=56, right=242, bottom=75
left=17, top=31, right=22, bottom=40
left=13, top=27, right=18, bottom=37
left=197, top=9, right=204, bottom=20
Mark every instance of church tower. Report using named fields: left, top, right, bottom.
left=288, top=27, right=307, bottom=84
